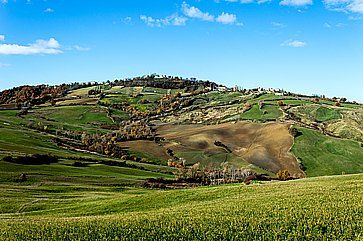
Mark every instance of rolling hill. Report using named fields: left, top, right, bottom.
left=0, top=76, right=363, bottom=240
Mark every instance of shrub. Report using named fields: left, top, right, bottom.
left=19, top=173, right=27, bottom=182
left=277, top=169, right=290, bottom=181
left=289, top=127, right=302, bottom=138
left=72, top=161, right=88, bottom=167
left=277, top=100, right=285, bottom=106
left=2, top=154, right=59, bottom=165
left=313, top=98, right=320, bottom=103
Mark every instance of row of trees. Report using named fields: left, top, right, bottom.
left=0, top=85, right=68, bottom=106
left=80, top=121, right=157, bottom=157
left=113, top=75, right=218, bottom=90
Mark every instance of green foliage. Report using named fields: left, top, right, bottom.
left=290, top=105, right=341, bottom=122
left=240, top=104, right=282, bottom=121
left=315, top=106, right=341, bottom=122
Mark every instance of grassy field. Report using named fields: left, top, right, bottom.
left=0, top=174, right=362, bottom=240
left=289, top=105, right=342, bottom=123
left=0, top=159, right=173, bottom=186
left=292, top=127, right=363, bottom=177
left=240, top=104, right=282, bottom=121
left=0, top=109, right=173, bottom=182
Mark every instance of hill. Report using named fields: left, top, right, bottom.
left=1, top=76, right=363, bottom=240
left=0, top=76, right=362, bottom=182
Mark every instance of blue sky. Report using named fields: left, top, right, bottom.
left=0, top=0, right=362, bottom=101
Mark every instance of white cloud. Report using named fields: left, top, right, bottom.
left=280, top=0, right=313, bottom=6
left=348, top=0, right=363, bottom=13
left=182, top=2, right=215, bottom=21
left=281, top=39, right=307, bottom=47
left=1, top=0, right=8, bottom=4
left=140, top=3, right=242, bottom=27
left=216, top=12, right=237, bottom=24
left=324, top=0, right=363, bottom=13
left=181, top=2, right=243, bottom=26
left=0, top=38, right=62, bottom=55
left=140, top=15, right=187, bottom=27
left=44, top=8, right=54, bottom=13
left=140, top=16, right=165, bottom=27
left=171, top=16, right=188, bottom=26
left=0, top=35, right=4, bottom=41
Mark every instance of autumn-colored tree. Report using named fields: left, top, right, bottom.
left=277, top=169, right=290, bottom=181
left=277, top=100, right=285, bottom=106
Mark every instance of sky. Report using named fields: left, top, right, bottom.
left=0, top=0, right=362, bottom=101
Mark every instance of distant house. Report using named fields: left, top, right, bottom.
left=154, top=75, right=164, bottom=80
left=232, top=85, right=240, bottom=92
left=216, top=86, right=228, bottom=92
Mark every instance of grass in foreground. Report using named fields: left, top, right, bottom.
left=0, top=174, right=362, bottom=240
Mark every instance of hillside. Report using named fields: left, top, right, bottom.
left=1, top=76, right=363, bottom=240
left=1, top=76, right=363, bottom=182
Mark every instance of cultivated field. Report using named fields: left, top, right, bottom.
left=0, top=174, right=362, bottom=240
left=158, top=122, right=304, bottom=177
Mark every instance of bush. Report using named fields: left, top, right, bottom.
left=277, top=169, right=290, bottom=181
left=277, top=100, right=285, bottom=106
left=72, top=161, right=88, bottom=167
left=2, top=154, right=59, bottom=165
left=289, top=127, right=302, bottom=138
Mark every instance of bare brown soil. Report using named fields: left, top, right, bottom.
left=56, top=98, right=99, bottom=106
left=119, top=140, right=170, bottom=162
left=158, top=122, right=305, bottom=178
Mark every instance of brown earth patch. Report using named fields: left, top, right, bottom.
left=119, top=140, right=170, bottom=163
left=158, top=122, right=305, bottom=178
left=56, top=98, right=99, bottom=106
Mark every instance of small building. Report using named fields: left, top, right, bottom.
left=216, top=86, right=228, bottom=92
